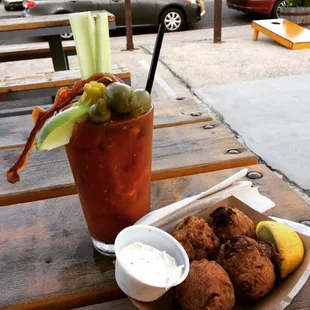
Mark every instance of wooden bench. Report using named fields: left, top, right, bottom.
left=0, top=41, right=77, bottom=62
left=0, top=11, right=116, bottom=72
left=0, top=65, right=131, bottom=102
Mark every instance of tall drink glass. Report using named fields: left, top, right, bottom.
left=65, top=107, right=154, bottom=256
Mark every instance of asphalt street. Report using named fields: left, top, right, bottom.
left=0, top=0, right=252, bottom=28
left=0, top=0, right=258, bottom=43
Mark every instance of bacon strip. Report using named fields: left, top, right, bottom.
left=6, top=73, right=123, bottom=184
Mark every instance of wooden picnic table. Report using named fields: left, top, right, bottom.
left=0, top=95, right=309, bottom=309
left=0, top=11, right=115, bottom=71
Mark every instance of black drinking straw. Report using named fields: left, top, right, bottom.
left=145, top=23, right=166, bottom=94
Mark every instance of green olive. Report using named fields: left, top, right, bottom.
left=88, top=99, right=111, bottom=123
left=104, top=82, right=137, bottom=114
left=129, top=89, right=152, bottom=117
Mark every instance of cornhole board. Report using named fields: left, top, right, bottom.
left=252, top=19, right=310, bottom=50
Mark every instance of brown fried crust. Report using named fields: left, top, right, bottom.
left=210, top=207, right=256, bottom=243
left=176, top=260, right=235, bottom=310
left=172, top=216, right=220, bottom=261
left=217, top=236, right=276, bottom=302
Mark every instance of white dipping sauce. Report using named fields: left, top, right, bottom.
left=118, top=242, right=184, bottom=289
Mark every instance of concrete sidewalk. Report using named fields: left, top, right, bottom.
left=1, top=24, right=310, bottom=194
left=194, top=74, right=310, bottom=190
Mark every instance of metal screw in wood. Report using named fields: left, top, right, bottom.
left=203, top=125, right=215, bottom=130
left=247, top=171, right=263, bottom=180
left=191, top=112, right=202, bottom=117
left=227, top=149, right=240, bottom=154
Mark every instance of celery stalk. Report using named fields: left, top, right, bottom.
left=69, top=12, right=96, bottom=79
left=96, top=13, right=112, bottom=74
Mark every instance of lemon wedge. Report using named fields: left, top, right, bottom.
left=36, top=106, right=89, bottom=151
left=256, top=221, right=304, bottom=279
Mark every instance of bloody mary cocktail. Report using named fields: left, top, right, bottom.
left=66, top=107, right=153, bottom=255
left=6, top=75, right=154, bottom=256
left=5, top=12, right=159, bottom=257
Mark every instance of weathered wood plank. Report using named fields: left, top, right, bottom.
left=0, top=66, right=130, bottom=94
left=0, top=121, right=257, bottom=206
left=0, top=98, right=211, bottom=148
left=286, top=280, right=310, bottom=310
left=0, top=11, right=114, bottom=32
left=75, top=299, right=136, bottom=310
left=153, top=98, right=212, bottom=129
left=0, top=165, right=309, bottom=309
left=0, top=104, right=52, bottom=118
left=0, top=40, right=76, bottom=58
left=150, top=164, right=310, bottom=223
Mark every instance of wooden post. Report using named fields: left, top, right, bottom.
left=213, top=0, right=222, bottom=43
left=125, top=0, right=134, bottom=50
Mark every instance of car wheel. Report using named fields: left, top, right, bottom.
left=272, top=0, right=288, bottom=18
left=60, top=33, right=73, bottom=40
left=161, top=8, right=185, bottom=32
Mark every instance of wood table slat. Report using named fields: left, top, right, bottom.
left=0, top=66, right=130, bottom=93
left=0, top=121, right=257, bottom=207
left=0, top=40, right=76, bottom=57
left=75, top=299, right=136, bottom=310
left=0, top=98, right=211, bottom=149
left=0, top=11, right=114, bottom=32
left=153, top=98, right=212, bottom=129
left=0, top=164, right=309, bottom=309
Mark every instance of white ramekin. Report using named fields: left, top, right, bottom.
left=114, top=224, right=190, bottom=302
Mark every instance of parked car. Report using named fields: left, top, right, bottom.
left=226, top=0, right=287, bottom=18
left=21, top=0, right=201, bottom=37
left=4, top=0, right=23, bottom=10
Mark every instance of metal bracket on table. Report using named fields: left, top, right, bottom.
left=47, top=35, right=69, bottom=71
